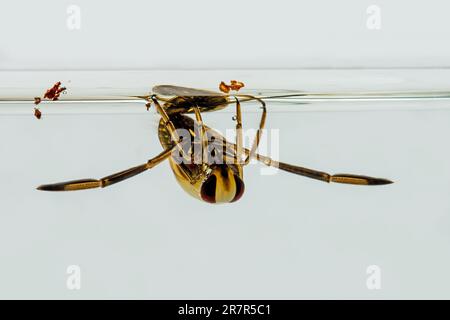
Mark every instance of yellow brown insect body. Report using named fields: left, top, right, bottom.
left=158, top=113, right=244, bottom=203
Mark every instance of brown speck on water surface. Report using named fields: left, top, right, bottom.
left=34, top=108, right=42, bottom=120
left=43, top=81, right=66, bottom=101
left=219, top=80, right=245, bottom=94
left=33, top=81, right=67, bottom=119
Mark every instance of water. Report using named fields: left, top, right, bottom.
left=0, top=70, right=449, bottom=298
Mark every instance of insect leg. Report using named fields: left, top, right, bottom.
left=37, top=146, right=175, bottom=191
left=234, top=97, right=244, bottom=163
left=151, top=95, right=197, bottom=183
left=235, top=94, right=267, bottom=165
left=254, top=152, right=392, bottom=185
left=223, top=141, right=392, bottom=185
left=151, top=95, right=181, bottom=144
left=192, top=106, right=208, bottom=165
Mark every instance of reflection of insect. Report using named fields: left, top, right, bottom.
left=37, top=83, right=393, bottom=203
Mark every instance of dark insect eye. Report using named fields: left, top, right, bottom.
left=231, top=174, right=245, bottom=202
left=200, top=175, right=217, bottom=203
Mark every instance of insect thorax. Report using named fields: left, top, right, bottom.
left=158, top=113, right=241, bottom=182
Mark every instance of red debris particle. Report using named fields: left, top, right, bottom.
left=43, top=81, right=66, bottom=101
left=219, top=80, right=245, bottom=93
left=34, top=108, right=42, bottom=120
left=33, top=81, right=68, bottom=119
left=219, top=81, right=230, bottom=94
left=229, top=80, right=245, bottom=91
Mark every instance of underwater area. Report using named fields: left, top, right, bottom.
left=0, top=69, right=449, bottom=298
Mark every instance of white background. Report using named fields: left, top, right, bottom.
left=1, top=0, right=450, bottom=69
left=0, top=0, right=450, bottom=299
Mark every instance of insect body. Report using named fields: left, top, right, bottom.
left=37, top=83, right=393, bottom=203
left=158, top=113, right=245, bottom=203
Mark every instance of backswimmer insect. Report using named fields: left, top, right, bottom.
left=37, top=82, right=393, bottom=203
